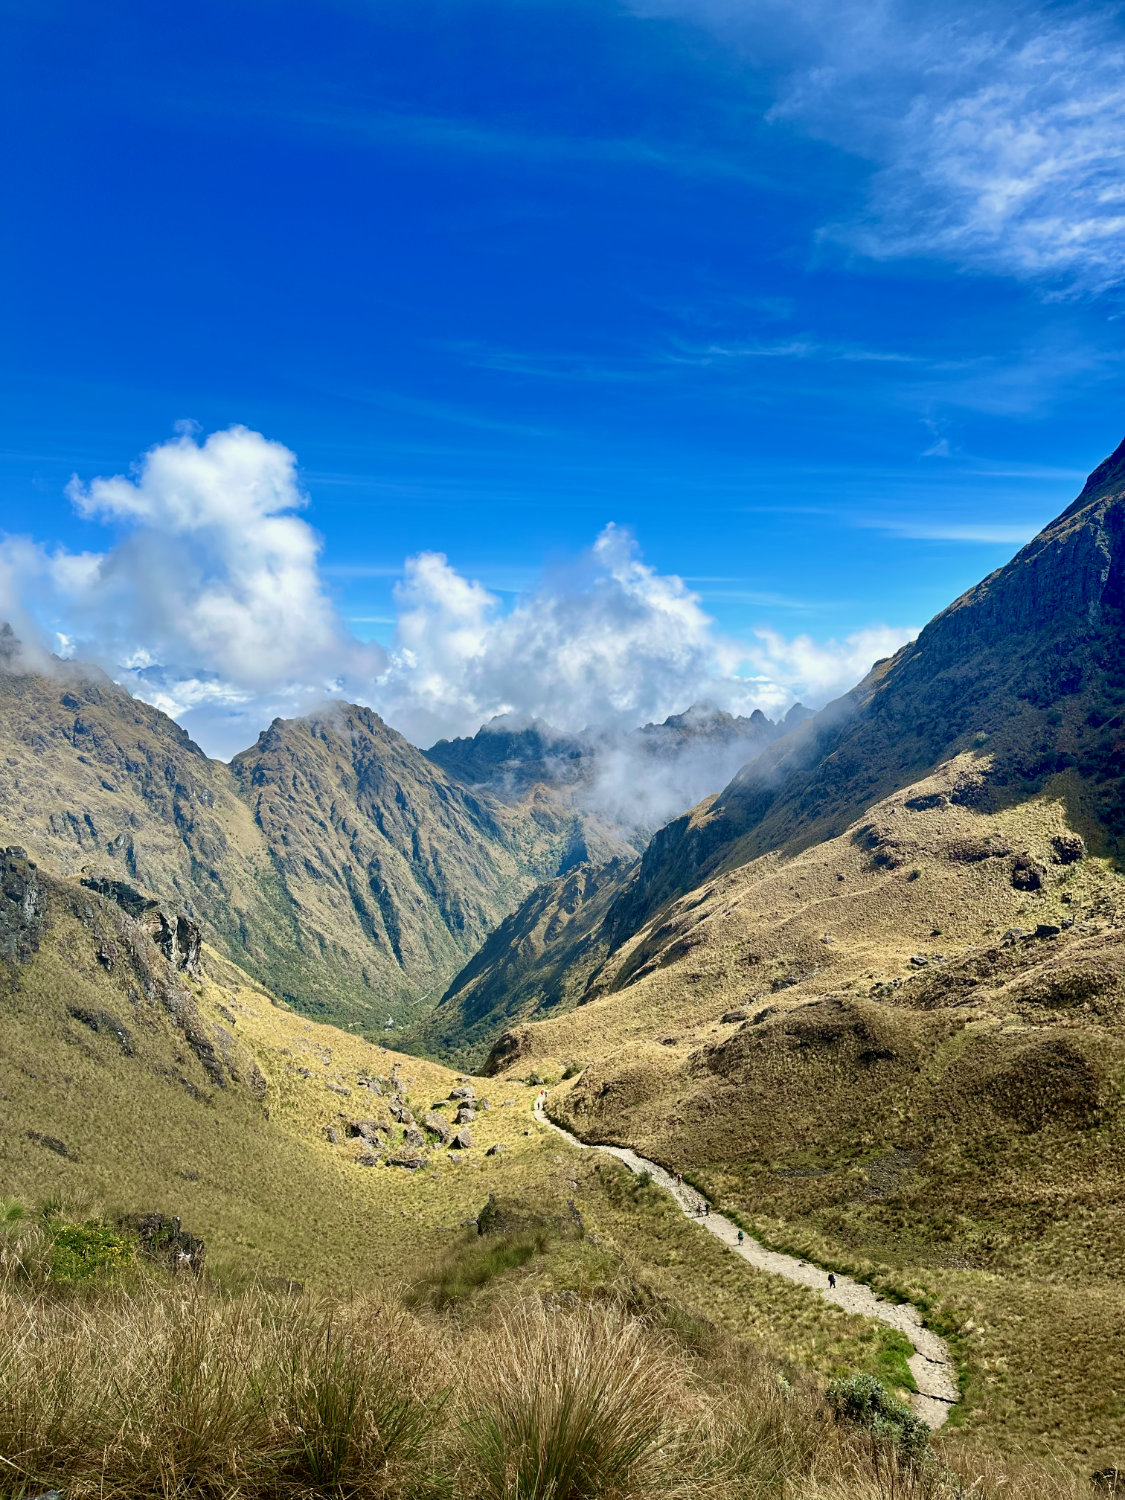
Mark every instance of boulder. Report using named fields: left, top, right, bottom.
left=423, top=1111, right=452, bottom=1143
left=387, top=1152, right=426, bottom=1170
left=455, top=1106, right=477, bottom=1124
left=389, top=1100, right=414, bottom=1124
left=1052, top=833, right=1086, bottom=865
left=1035, top=923, right=1062, bottom=939
left=721, top=1009, right=748, bottom=1023
left=449, top=1085, right=476, bottom=1101
left=451, top=1128, right=474, bottom=1150
left=346, top=1120, right=387, bottom=1146
left=122, top=1212, right=205, bottom=1274
left=325, top=1126, right=340, bottom=1145
left=403, top=1126, right=426, bottom=1148
left=485, top=1142, right=508, bottom=1157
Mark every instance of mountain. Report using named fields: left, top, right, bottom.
left=457, top=437, right=1125, bottom=1458
left=426, top=702, right=803, bottom=846
left=0, top=626, right=799, bottom=1035
left=0, top=645, right=620, bottom=1030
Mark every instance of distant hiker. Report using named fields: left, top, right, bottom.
left=675, top=1172, right=682, bottom=1185
left=737, top=1230, right=744, bottom=1246
left=828, top=1273, right=837, bottom=1289
left=704, top=1203, right=710, bottom=1217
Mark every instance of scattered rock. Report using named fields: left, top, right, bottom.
left=451, top=1128, right=474, bottom=1150
left=356, top=1150, right=384, bottom=1167
left=449, top=1085, right=476, bottom=1102
left=1034, top=923, right=1062, bottom=939
left=751, top=1006, right=777, bottom=1025
left=326, top=1081, right=351, bottom=1096
left=389, top=1100, right=414, bottom=1124
left=721, top=1009, right=749, bottom=1023
left=423, top=1111, right=452, bottom=1143
left=486, top=1142, right=508, bottom=1157
left=908, top=954, right=930, bottom=969
left=1011, top=854, right=1045, bottom=892
left=346, top=1120, right=388, bottom=1146
left=359, top=1077, right=383, bottom=1096
left=325, top=1126, right=340, bottom=1145
left=122, top=1212, right=205, bottom=1274
left=1092, top=1468, right=1124, bottom=1493
left=387, top=1152, right=426, bottom=1170
left=455, top=1106, right=477, bottom=1124
left=1052, top=833, right=1086, bottom=865
left=478, top=1098, right=491, bottom=1110
left=1002, top=928, right=1027, bottom=945
left=660, top=1036, right=678, bottom=1045
left=27, top=1130, right=73, bottom=1159
left=404, top=1126, right=426, bottom=1148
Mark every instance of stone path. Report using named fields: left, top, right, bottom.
left=533, top=1097, right=959, bottom=1428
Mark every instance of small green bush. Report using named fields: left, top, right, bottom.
left=826, top=1373, right=929, bottom=1461
left=49, top=1222, right=136, bottom=1285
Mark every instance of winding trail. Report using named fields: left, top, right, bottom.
left=533, top=1097, right=959, bottom=1429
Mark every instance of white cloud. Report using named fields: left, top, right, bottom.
left=630, top=0, right=1125, bottom=292
left=1, top=426, right=915, bottom=772
left=3, top=427, right=385, bottom=756
left=371, top=525, right=916, bottom=745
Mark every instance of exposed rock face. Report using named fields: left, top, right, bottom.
left=122, top=1212, right=205, bottom=1274
left=0, top=846, right=47, bottom=963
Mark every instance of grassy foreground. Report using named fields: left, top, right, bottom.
left=0, top=1246, right=1093, bottom=1500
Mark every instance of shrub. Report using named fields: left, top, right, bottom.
left=49, top=1222, right=135, bottom=1285
left=461, top=1302, right=673, bottom=1500
left=826, top=1372, right=930, bottom=1461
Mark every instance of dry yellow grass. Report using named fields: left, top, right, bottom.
left=482, top=761, right=1125, bottom=1463
left=0, top=1267, right=1097, bottom=1500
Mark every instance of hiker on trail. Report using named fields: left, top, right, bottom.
left=737, top=1230, right=744, bottom=1246
left=676, top=1172, right=682, bottom=1185
left=704, top=1203, right=710, bottom=1217
left=828, top=1273, right=836, bottom=1289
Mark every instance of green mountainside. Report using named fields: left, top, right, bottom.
left=0, top=650, right=629, bottom=1031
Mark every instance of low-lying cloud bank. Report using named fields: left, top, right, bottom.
left=1, top=426, right=915, bottom=761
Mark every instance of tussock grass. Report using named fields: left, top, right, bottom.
left=0, top=1265, right=1095, bottom=1500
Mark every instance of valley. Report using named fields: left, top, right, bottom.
left=4, top=437, right=1125, bottom=1488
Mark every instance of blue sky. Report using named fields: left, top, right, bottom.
left=1, top=0, right=1123, bottom=755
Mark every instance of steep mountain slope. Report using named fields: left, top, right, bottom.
left=462, top=438, right=1125, bottom=1460
left=0, top=841, right=555, bottom=1280
left=416, top=855, right=636, bottom=1067
left=599, top=441, right=1125, bottom=957
left=0, top=643, right=614, bottom=1030
left=228, top=705, right=594, bottom=1025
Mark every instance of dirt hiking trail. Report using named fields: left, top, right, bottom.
left=533, top=1096, right=959, bottom=1428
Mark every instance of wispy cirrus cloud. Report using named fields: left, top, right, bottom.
left=630, top=0, right=1125, bottom=294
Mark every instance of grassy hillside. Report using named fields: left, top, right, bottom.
left=476, top=758, right=1125, bottom=1466
left=0, top=843, right=910, bottom=1393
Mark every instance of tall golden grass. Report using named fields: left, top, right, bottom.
left=0, top=1242, right=1095, bottom=1500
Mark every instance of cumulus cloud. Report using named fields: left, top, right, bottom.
left=3, top=427, right=385, bottom=756
left=371, top=527, right=917, bottom=747
left=631, top=0, right=1125, bottom=292
left=1, top=426, right=915, bottom=774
